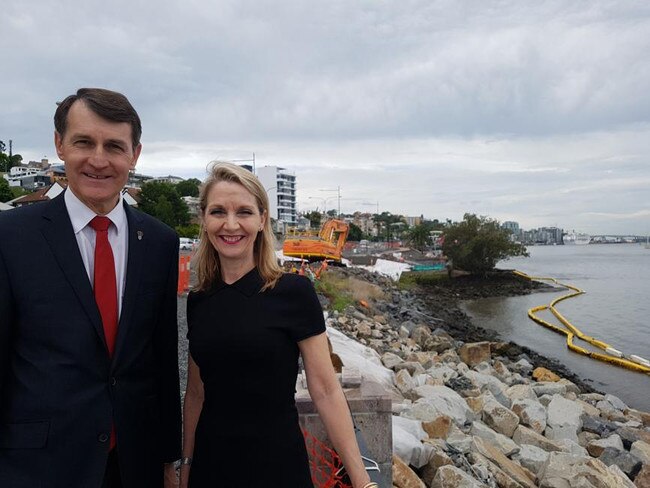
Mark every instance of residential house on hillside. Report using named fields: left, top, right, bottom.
left=5, top=182, right=140, bottom=210
left=8, top=182, right=67, bottom=208
left=151, top=175, right=184, bottom=184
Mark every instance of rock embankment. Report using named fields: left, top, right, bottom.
left=322, top=267, right=650, bottom=488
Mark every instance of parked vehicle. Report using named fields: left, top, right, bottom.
left=179, top=237, right=193, bottom=251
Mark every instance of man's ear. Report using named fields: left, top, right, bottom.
left=130, top=144, right=142, bottom=170
left=54, top=131, right=64, bottom=160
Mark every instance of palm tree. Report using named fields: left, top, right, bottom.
left=405, top=223, right=433, bottom=251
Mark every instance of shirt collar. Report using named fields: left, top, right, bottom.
left=64, top=188, right=126, bottom=234
left=211, top=267, right=264, bottom=297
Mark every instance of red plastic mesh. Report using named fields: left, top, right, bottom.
left=302, top=429, right=352, bottom=488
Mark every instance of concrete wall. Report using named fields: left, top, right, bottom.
left=296, top=380, right=393, bottom=486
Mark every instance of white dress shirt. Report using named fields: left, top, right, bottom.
left=64, top=189, right=129, bottom=318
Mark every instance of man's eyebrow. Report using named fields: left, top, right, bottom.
left=104, top=138, right=128, bottom=147
left=69, top=132, right=92, bottom=140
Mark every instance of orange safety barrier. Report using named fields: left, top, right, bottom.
left=302, top=429, right=351, bottom=488
left=177, top=255, right=191, bottom=294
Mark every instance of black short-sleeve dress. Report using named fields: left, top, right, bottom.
left=186, top=268, right=326, bottom=487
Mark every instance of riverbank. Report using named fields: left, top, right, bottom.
left=408, top=270, right=602, bottom=395
left=329, top=267, right=598, bottom=395
left=318, top=266, right=650, bottom=486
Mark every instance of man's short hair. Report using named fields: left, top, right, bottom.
left=54, top=88, right=142, bottom=149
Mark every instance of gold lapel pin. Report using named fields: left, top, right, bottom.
left=137, top=230, right=144, bottom=241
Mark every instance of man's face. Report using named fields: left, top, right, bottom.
left=55, top=101, right=141, bottom=215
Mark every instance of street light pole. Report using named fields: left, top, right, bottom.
left=319, top=186, right=341, bottom=218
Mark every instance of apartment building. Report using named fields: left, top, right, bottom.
left=256, top=166, right=297, bottom=226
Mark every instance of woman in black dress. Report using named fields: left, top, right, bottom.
left=180, top=162, right=375, bottom=488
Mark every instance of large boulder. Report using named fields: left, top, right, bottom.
left=582, top=416, right=619, bottom=437
left=402, top=385, right=475, bottom=426
left=511, top=398, right=547, bottom=434
left=410, top=325, right=433, bottom=349
left=469, top=421, right=519, bottom=456
left=538, top=452, right=635, bottom=488
left=482, top=398, right=520, bottom=437
left=546, top=394, right=583, bottom=443
left=532, top=382, right=567, bottom=397
left=458, top=342, right=492, bottom=367
left=532, top=367, right=561, bottom=382
left=446, top=424, right=473, bottom=453
left=616, top=427, right=650, bottom=450
left=426, top=363, right=458, bottom=383
left=427, top=334, right=456, bottom=353
left=511, top=444, right=550, bottom=475
left=598, top=447, right=643, bottom=479
left=470, top=436, right=537, bottom=488
left=464, top=371, right=510, bottom=407
left=630, top=440, right=650, bottom=464
left=395, top=369, right=416, bottom=397
left=381, top=351, right=404, bottom=369
left=431, top=465, right=486, bottom=488
left=604, top=393, right=628, bottom=411
left=392, top=454, right=426, bottom=488
left=421, top=414, right=452, bottom=439
left=506, top=384, right=538, bottom=402
left=587, top=434, right=625, bottom=457
left=634, top=464, right=650, bottom=488
left=419, top=447, right=455, bottom=486
left=512, top=425, right=564, bottom=453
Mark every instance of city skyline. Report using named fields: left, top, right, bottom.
left=2, top=1, right=649, bottom=234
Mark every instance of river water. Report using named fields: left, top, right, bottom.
left=461, top=244, right=650, bottom=411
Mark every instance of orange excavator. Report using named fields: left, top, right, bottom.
left=282, top=219, right=349, bottom=263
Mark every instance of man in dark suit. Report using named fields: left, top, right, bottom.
left=0, top=88, right=182, bottom=487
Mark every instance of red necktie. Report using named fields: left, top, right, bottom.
left=90, top=216, right=118, bottom=355
left=89, top=216, right=118, bottom=450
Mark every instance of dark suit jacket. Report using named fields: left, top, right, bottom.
left=0, top=193, right=182, bottom=488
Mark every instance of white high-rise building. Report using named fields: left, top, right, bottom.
left=256, top=166, right=297, bottom=226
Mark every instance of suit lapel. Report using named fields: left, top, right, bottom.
left=40, top=193, right=107, bottom=350
left=113, top=203, right=146, bottom=364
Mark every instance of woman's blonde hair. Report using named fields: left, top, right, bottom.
left=193, top=161, right=283, bottom=291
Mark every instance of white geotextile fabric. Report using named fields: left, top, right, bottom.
left=325, top=326, right=400, bottom=398
left=326, top=324, right=437, bottom=467
left=356, top=258, right=412, bottom=281
left=392, top=417, right=434, bottom=468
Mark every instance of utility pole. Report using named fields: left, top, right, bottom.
left=337, top=185, right=341, bottom=218
left=9, top=140, right=12, bottom=157
left=319, top=186, right=341, bottom=218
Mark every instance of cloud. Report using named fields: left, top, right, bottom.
left=1, top=0, right=649, bottom=233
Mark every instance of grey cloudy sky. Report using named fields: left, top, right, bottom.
left=2, top=0, right=649, bottom=234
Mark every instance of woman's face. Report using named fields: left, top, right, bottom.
left=203, top=181, right=266, bottom=269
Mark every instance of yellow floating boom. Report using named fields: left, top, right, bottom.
left=513, top=270, right=650, bottom=375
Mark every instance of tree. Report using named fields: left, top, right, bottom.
left=372, top=212, right=404, bottom=242
left=0, top=140, right=23, bottom=173
left=405, top=222, right=434, bottom=251
left=442, top=213, right=529, bottom=275
left=303, top=211, right=322, bottom=229
left=0, top=176, right=13, bottom=202
left=138, top=181, right=190, bottom=228
left=347, top=222, right=363, bottom=241
left=176, top=223, right=201, bottom=238
left=10, top=186, right=29, bottom=199
left=176, top=178, right=201, bottom=197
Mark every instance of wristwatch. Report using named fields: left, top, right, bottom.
left=171, top=457, right=192, bottom=470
